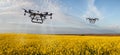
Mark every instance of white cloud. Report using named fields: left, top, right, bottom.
left=82, top=0, right=103, bottom=18
left=0, top=0, right=35, bottom=15
left=0, top=23, right=118, bottom=34
left=0, top=0, right=119, bottom=34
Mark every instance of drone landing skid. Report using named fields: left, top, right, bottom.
left=31, top=20, right=43, bottom=24
left=31, top=19, right=43, bottom=24
left=89, top=20, right=96, bottom=24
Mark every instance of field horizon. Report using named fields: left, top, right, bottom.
left=0, top=33, right=120, bottom=36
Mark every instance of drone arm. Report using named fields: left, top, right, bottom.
left=86, top=18, right=90, bottom=20
left=96, top=18, right=99, bottom=20
left=22, top=8, right=25, bottom=10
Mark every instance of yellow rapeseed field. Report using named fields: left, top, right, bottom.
left=0, top=33, right=120, bottom=55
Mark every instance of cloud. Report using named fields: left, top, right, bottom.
left=0, top=0, right=119, bottom=34
left=0, top=0, right=35, bottom=15
left=0, top=23, right=118, bottom=34
left=82, top=0, right=103, bottom=18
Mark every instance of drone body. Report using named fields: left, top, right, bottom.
left=23, top=8, right=53, bottom=24
left=86, top=17, right=99, bottom=24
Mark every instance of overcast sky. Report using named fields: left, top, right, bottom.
left=0, top=0, right=120, bottom=34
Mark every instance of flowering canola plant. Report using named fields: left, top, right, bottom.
left=0, top=34, right=120, bottom=55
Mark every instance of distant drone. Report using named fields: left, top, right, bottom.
left=86, top=17, right=99, bottom=24
left=23, top=8, right=53, bottom=24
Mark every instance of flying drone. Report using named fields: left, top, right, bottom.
left=23, top=8, right=53, bottom=24
left=86, top=17, right=99, bottom=24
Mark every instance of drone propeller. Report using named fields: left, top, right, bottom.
left=22, top=8, right=28, bottom=16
